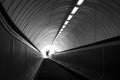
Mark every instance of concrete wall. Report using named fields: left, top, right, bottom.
left=52, top=42, right=120, bottom=80
left=0, top=21, right=43, bottom=80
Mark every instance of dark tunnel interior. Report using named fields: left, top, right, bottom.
left=0, top=0, right=120, bottom=80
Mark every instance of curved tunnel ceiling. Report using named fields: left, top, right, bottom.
left=1, top=0, right=120, bottom=52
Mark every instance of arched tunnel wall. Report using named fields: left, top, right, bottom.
left=0, top=21, right=43, bottom=80
left=51, top=40, right=120, bottom=80
left=1, top=0, right=120, bottom=51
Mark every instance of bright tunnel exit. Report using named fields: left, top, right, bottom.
left=41, top=45, right=59, bottom=58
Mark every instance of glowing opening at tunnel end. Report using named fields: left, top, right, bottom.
left=41, top=45, right=58, bottom=58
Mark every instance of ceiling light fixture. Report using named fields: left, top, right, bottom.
left=71, top=7, right=79, bottom=14
left=56, top=0, right=84, bottom=38
left=60, top=28, right=63, bottom=32
left=77, top=0, right=84, bottom=6
left=67, top=15, right=73, bottom=21
left=64, top=20, right=69, bottom=25
left=59, top=31, right=61, bottom=34
left=62, top=25, right=66, bottom=29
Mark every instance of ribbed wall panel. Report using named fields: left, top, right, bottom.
left=0, top=20, right=43, bottom=80
left=54, top=0, right=120, bottom=51
left=1, top=0, right=120, bottom=51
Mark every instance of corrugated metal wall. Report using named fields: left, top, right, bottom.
left=0, top=20, right=43, bottom=80
left=1, top=0, right=76, bottom=50
left=52, top=42, right=120, bottom=80
left=1, top=0, right=120, bottom=51
left=54, top=0, right=120, bottom=51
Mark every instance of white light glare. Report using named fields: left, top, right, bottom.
left=59, top=31, right=61, bottom=34
left=60, top=28, right=63, bottom=32
left=77, top=0, right=84, bottom=6
left=67, top=15, right=73, bottom=21
left=71, top=7, right=79, bottom=14
left=64, top=20, right=69, bottom=25
left=58, top=33, right=60, bottom=35
left=41, top=45, right=58, bottom=58
left=62, top=25, right=66, bottom=29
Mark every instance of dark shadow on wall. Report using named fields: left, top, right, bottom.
left=0, top=20, right=43, bottom=80
left=52, top=37, right=120, bottom=80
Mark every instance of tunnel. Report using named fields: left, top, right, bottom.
left=0, top=0, right=120, bottom=80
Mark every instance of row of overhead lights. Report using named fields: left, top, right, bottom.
left=56, top=0, right=84, bottom=37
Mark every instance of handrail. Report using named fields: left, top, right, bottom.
left=0, top=3, right=40, bottom=52
left=56, top=36, right=120, bottom=54
left=50, top=59, right=95, bottom=80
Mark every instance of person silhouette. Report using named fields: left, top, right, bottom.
left=46, top=50, right=49, bottom=57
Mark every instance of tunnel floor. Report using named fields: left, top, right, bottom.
left=34, top=59, right=87, bottom=80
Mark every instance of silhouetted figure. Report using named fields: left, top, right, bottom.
left=46, top=50, right=49, bottom=57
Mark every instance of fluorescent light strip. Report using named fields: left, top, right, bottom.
left=59, top=31, right=61, bottom=34
left=77, top=0, right=84, bottom=6
left=57, top=0, right=84, bottom=37
left=62, top=25, right=66, bottom=29
left=57, top=33, right=60, bottom=37
left=67, top=15, right=73, bottom=21
left=71, top=7, right=79, bottom=14
left=64, top=20, right=69, bottom=25
left=60, top=28, right=64, bottom=32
